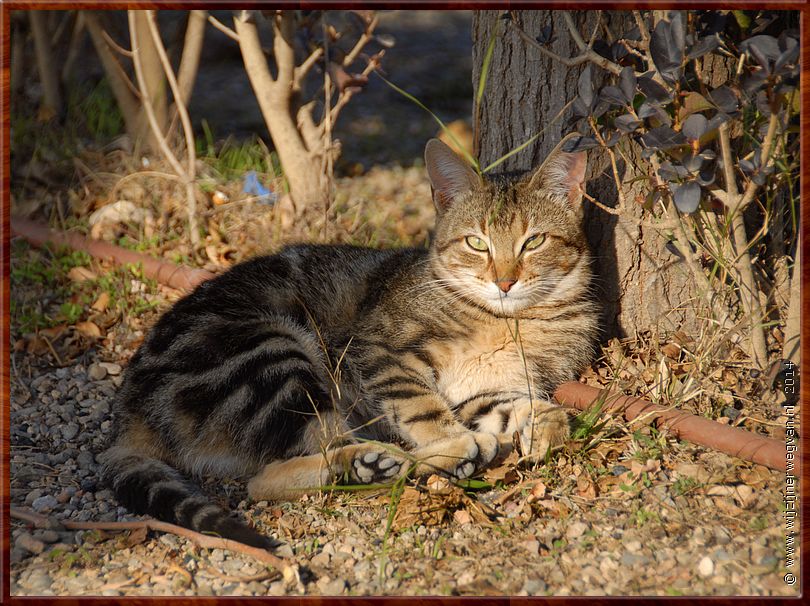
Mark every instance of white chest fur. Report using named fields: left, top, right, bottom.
left=434, top=322, right=538, bottom=404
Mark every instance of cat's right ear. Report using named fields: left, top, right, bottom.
left=424, top=139, right=481, bottom=211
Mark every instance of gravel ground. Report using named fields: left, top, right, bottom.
left=9, top=352, right=798, bottom=596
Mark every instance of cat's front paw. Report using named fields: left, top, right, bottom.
left=413, top=431, right=499, bottom=480
left=520, top=405, right=569, bottom=461
left=351, top=450, right=404, bottom=484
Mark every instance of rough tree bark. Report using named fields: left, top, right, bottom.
left=473, top=11, right=707, bottom=342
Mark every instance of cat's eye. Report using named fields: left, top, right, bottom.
left=465, top=236, right=489, bottom=252
left=522, top=234, right=546, bottom=251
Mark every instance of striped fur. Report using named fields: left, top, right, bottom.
left=101, top=138, right=599, bottom=547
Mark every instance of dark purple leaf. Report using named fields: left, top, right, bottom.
left=605, top=131, right=622, bottom=147
left=687, top=35, right=721, bottom=60
left=682, top=153, right=705, bottom=173
left=666, top=240, right=686, bottom=259
left=600, top=86, right=627, bottom=106
left=615, top=114, right=642, bottom=133
left=742, top=70, right=769, bottom=95
left=774, top=37, right=799, bottom=73
left=578, top=65, right=595, bottom=109
left=741, top=35, right=781, bottom=65
left=638, top=75, right=673, bottom=104
left=756, top=90, right=773, bottom=117
left=650, top=16, right=684, bottom=83
left=638, top=102, right=672, bottom=127
left=668, top=11, right=686, bottom=54
left=705, top=113, right=730, bottom=134
left=624, top=25, right=641, bottom=41
left=682, top=114, right=709, bottom=140
left=536, top=24, right=553, bottom=45
left=619, top=67, right=637, bottom=103
left=672, top=181, right=701, bottom=213
left=592, top=100, right=610, bottom=120
left=592, top=39, right=612, bottom=61
left=658, top=161, right=689, bottom=180
left=708, top=86, right=739, bottom=113
left=641, top=126, right=687, bottom=150
left=696, top=167, right=715, bottom=186
left=572, top=97, right=590, bottom=118
left=561, top=135, right=600, bottom=153
left=638, top=102, right=659, bottom=119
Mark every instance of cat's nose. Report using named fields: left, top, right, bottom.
left=495, top=279, right=516, bottom=293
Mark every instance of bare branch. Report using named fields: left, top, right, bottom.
left=510, top=16, right=622, bottom=76
left=128, top=12, right=186, bottom=180
left=101, top=28, right=134, bottom=57
left=176, top=10, right=207, bottom=108
left=294, top=46, right=324, bottom=88
left=329, top=51, right=382, bottom=126
left=273, top=12, right=296, bottom=97
left=208, top=14, right=239, bottom=42
left=717, top=121, right=769, bottom=368
left=342, top=13, right=378, bottom=67
left=633, top=10, right=651, bottom=50
left=29, top=11, right=63, bottom=114
left=145, top=10, right=200, bottom=246
left=10, top=506, right=293, bottom=576
left=85, top=12, right=142, bottom=130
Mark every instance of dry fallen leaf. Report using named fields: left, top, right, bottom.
left=75, top=321, right=103, bottom=338
left=67, top=266, right=98, bottom=283
left=453, top=509, right=472, bottom=525
left=91, top=292, right=110, bottom=312
left=123, top=526, right=148, bottom=547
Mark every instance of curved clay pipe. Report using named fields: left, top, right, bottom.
left=554, top=382, right=786, bottom=472
left=11, top=217, right=215, bottom=292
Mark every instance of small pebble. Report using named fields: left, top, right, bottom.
left=698, top=556, right=715, bottom=577
left=98, top=362, right=122, bottom=376
left=87, top=364, right=107, bottom=381
left=31, top=495, right=59, bottom=513
left=16, top=533, right=46, bottom=554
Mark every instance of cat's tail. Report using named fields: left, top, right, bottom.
left=100, top=443, right=275, bottom=550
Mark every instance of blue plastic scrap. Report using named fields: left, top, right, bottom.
left=242, top=170, right=277, bottom=205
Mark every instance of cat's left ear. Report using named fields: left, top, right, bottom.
left=424, top=139, right=481, bottom=211
left=526, top=134, right=587, bottom=211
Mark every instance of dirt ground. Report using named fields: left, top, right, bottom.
left=9, top=9, right=800, bottom=598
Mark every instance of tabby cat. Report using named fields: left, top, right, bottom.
left=101, top=137, right=598, bottom=549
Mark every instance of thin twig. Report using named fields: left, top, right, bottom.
left=342, top=14, right=378, bottom=67
left=10, top=506, right=292, bottom=574
left=145, top=10, right=200, bottom=247
left=207, top=14, right=239, bottom=42
left=101, top=28, right=134, bottom=57
left=294, top=47, right=324, bottom=87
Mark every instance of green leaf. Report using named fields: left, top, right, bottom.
left=732, top=10, right=751, bottom=31
left=454, top=478, right=492, bottom=490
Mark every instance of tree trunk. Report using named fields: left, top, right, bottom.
left=472, top=10, right=705, bottom=342
left=29, top=10, right=63, bottom=117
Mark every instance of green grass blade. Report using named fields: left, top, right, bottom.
left=476, top=25, right=498, bottom=107
left=375, top=72, right=480, bottom=172
left=483, top=132, right=542, bottom=173
left=482, top=97, right=576, bottom=174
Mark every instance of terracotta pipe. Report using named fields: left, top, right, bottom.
left=13, top=219, right=787, bottom=472
left=553, top=381, right=786, bottom=472
left=11, top=217, right=215, bottom=292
